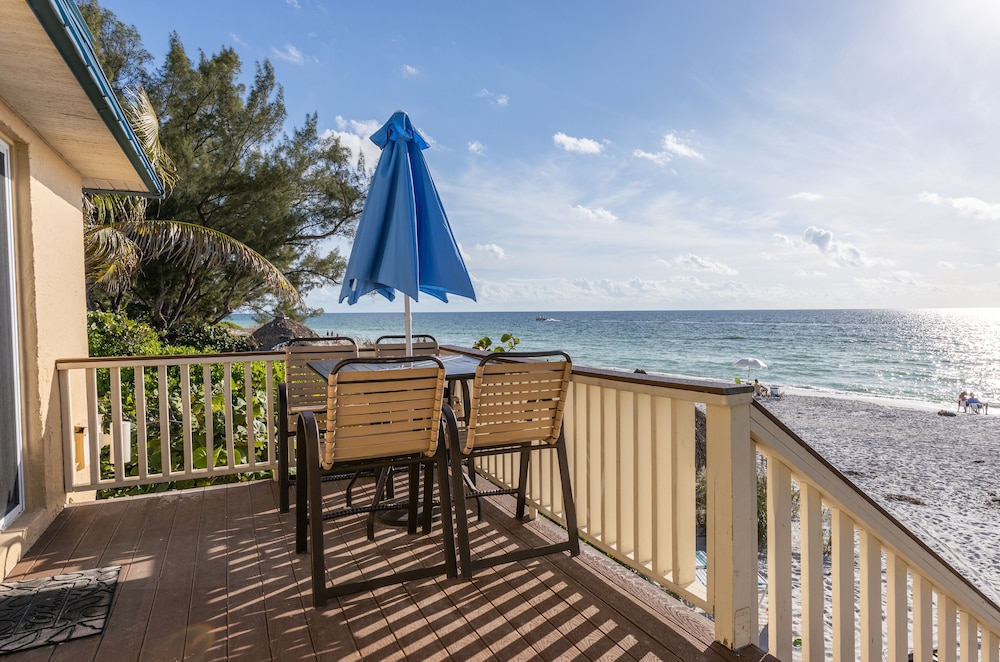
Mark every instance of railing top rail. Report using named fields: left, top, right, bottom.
left=56, top=351, right=284, bottom=369
left=751, top=399, right=1000, bottom=627
left=439, top=344, right=754, bottom=399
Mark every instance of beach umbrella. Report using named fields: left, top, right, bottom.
left=339, top=111, right=476, bottom=353
left=733, top=356, right=767, bottom=381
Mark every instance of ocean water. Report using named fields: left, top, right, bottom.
left=230, top=309, right=1000, bottom=408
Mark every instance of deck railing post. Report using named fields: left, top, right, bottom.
left=705, top=397, right=757, bottom=649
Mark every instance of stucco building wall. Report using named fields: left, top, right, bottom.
left=0, top=96, right=89, bottom=576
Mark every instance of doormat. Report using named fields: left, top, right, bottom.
left=0, top=566, right=120, bottom=654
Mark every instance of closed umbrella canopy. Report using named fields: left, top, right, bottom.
left=340, top=111, right=475, bottom=305
left=339, top=111, right=475, bottom=353
left=733, top=356, right=767, bottom=380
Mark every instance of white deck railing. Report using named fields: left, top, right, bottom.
left=57, top=352, right=282, bottom=492
left=476, top=363, right=1000, bottom=660
left=56, top=349, right=1000, bottom=659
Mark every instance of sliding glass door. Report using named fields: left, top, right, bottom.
left=0, top=140, right=23, bottom=529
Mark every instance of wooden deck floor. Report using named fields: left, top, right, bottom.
left=4, top=479, right=774, bottom=661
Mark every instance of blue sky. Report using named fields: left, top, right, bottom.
left=100, top=0, right=1000, bottom=312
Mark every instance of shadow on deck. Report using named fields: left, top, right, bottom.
left=5, top=479, right=775, bottom=661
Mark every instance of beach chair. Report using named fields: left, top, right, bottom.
left=294, top=356, right=458, bottom=606
left=770, top=385, right=782, bottom=399
left=277, top=337, right=358, bottom=513
left=448, top=351, right=579, bottom=578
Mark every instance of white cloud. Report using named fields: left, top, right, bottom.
left=468, top=141, right=486, bottom=155
left=229, top=33, right=248, bottom=48
left=674, top=253, right=738, bottom=275
left=476, top=89, right=510, bottom=106
left=323, top=117, right=384, bottom=170
left=271, top=44, right=305, bottom=65
left=569, top=205, right=618, bottom=223
left=285, top=0, right=300, bottom=7
left=632, top=149, right=671, bottom=166
left=633, top=131, right=702, bottom=165
left=918, top=191, right=1000, bottom=220
left=662, top=132, right=704, bottom=160
left=794, top=226, right=892, bottom=268
left=474, top=243, right=505, bottom=259
left=401, top=64, right=420, bottom=76
left=553, top=132, right=604, bottom=154
left=938, top=261, right=955, bottom=269
left=790, top=192, right=824, bottom=201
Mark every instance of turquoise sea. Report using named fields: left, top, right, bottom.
left=230, top=309, right=1000, bottom=409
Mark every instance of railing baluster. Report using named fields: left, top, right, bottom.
left=602, top=385, right=616, bottom=549
left=635, top=392, right=652, bottom=570
left=886, top=553, right=908, bottom=662
left=959, top=611, right=977, bottom=662
left=913, top=575, right=935, bottom=661
left=157, top=365, right=170, bottom=477
left=181, top=364, right=193, bottom=476
left=831, top=507, right=856, bottom=661
left=984, top=629, right=1000, bottom=662
left=670, top=399, right=695, bottom=586
left=110, top=366, right=124, bottom=481
left=652, top=394, right=669, bottom=579
left=86, top=368, right=100, bottom=486
left=859, top=530, right=883, bottom=661
left=940, top=595, right=957, bottom=662
left=617, top=389, right=635, bottom=560
left=766, top=456, right=792, bottom=659
left=800, top=482, right=825, bottom=661
left=203, top=362, right=213, bottom=474
left=244, top=361, right=254, bottom=469
left=135, top=366, right=148, bottom=481
left=223, top=362, right=234, bottom=470
left=587, top=383, right=602, bottom=541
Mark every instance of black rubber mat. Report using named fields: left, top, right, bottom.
left=0, top=566, right=119, bottom=654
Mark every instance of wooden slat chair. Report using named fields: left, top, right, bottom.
left=374, top=334, right=439, bottom=357
left=447, top=351, right=580, bottom=578
left=294, top=356, right=458, bottom=606
left=277, top=337, right=358, bottom=513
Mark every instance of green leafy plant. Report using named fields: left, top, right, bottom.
left=473, top=333, right=520, bottom=352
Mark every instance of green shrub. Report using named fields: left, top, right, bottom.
left=88, top=311, right=162, bottom=357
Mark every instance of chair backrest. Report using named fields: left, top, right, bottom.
left=375, top=334, right=439, bottom=357
left=322, top=356, right=446, bottom=468
left=462, top=351, right=572, bottom=455
left=284, top=337, right=359, bottom=417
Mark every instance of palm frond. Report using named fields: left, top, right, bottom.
left=121, top=220, right=302, bottom=304
left=84, top=225, right=141, bottom=296
left=122, top=86, right=176, bottom=193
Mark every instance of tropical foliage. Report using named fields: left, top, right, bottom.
left=79, top=3, right=367, bottom=330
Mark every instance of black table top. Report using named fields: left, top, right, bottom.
left=308, top=353, right=482, bottom=381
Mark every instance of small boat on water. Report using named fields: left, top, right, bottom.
left=536, top=315, right=549, bottom=321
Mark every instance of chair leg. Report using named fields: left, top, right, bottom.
left=515, top=446, right=531, bottom=520
left=421, top=460, right=434, bottom=534
left=438, top=405, right=460, bottom=578
left=448, top=422, right=474, bottom=579
left=407, top=464, right=420, bottom=535
left=366, top=468, right=391, bottom=542
left=302, top=414, right=328, bottom=608
left=295, top=413, right=317, bottom=554
left=555, top=433, right=580, bottom=556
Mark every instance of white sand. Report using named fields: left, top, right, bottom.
left=758, top=392, right=1000, bottom=604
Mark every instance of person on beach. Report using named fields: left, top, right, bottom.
left=753, top=378, right=768, bottom=398
left=959, top=390, right=968, bottom=411
left=967, top=392, right=989, bottom=414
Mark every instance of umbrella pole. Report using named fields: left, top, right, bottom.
left=404, top=296, right=413, bottom=356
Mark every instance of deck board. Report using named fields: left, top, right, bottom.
left=2, top=479, right=775, bottom=661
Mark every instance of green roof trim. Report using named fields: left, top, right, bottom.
left=25, top=0, right=163, bottom=197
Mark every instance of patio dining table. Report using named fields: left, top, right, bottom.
left=306, top=353, right=483, bottom=526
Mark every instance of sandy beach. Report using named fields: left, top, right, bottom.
left=758, top=392, right=1000, bottom=604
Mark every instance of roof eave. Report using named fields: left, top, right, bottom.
left=25, top=0, right=163, bottom=198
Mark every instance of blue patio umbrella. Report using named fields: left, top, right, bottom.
left=339, top=111, right=476, bottom=353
